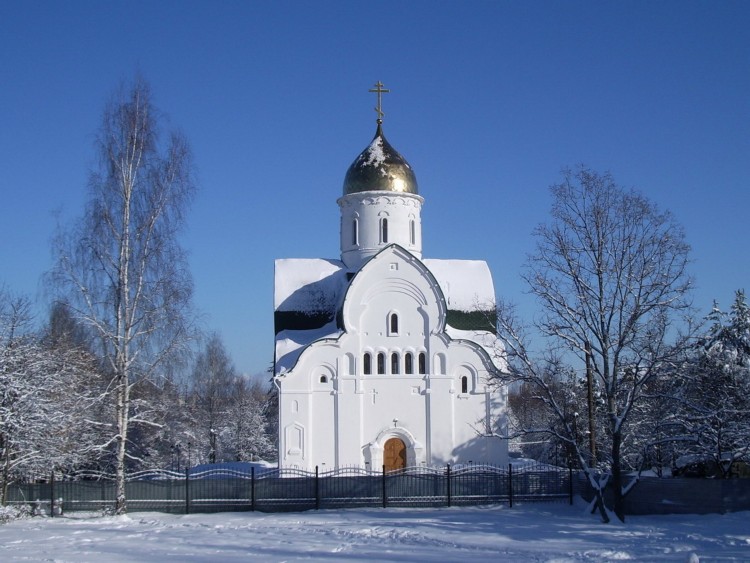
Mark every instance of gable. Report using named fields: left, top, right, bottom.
left=273, top=248, right=502, bottom=375
left=340, top=244, right=447, bottom=336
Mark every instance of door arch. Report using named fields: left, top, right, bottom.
left=383, top=437, right=406, bottom=472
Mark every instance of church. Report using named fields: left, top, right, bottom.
left=273, top=83, right=507, bottom=472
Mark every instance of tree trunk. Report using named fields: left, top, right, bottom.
left=114, top=371, right=129, bottom=514
left=0, top=442, right=9, bottom=506
left=611, top=431, right=625, bottom=522
left=592, top=484, right=610, bottom=523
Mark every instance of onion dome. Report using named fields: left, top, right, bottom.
left=342, top=123, right=419, bottom=196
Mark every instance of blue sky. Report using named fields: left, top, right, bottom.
left=1, top=1, right=748, bottom=376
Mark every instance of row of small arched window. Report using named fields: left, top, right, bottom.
left=351, top=218, right=417, bottom=246
left=363, top=351, right=426, bottom=375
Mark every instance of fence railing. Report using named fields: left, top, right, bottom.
left=6, top=462, right=573, bottom=515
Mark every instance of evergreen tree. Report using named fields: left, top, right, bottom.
left=676, top=291, right=750, bottom=477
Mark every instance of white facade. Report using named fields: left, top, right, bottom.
left=274, top=119, right=507, bottom=471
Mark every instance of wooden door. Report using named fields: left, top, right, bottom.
left=383, top=438, right=406, bottom=472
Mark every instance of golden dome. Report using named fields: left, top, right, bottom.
left=342, top=123, right=419, bottom=196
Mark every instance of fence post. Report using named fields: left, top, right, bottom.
left=185, top=467, right=190, bottom=515
left=315, top=466, right=320, bottom=510
left=50, top=471, right=55, bottom=518
left=508, top=463, right=513, bottom=508
left=569, top=466, right=574, bottom=505
left=382, top=465, right=387, bottom=508
left=446, top=465, right=451, bottom=507
left=251, top=466, right=255, bottom=512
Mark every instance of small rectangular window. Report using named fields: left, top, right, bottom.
left=391, top=353, right=399, bottom=374
left=377, top=353, right=385, bottom=374
left=418, top=352, right=426, bottom=374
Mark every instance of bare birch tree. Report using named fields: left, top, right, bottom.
left=49, top=77, right=196, bottom=513
left=496, top=167, right=692, bottom=522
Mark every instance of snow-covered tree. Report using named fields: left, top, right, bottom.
left=49, top=77, right=197, bottom=513
left=507, top=369, right=589, bottom=466
left=495, top=167, right=693, bottom=522
left=0, top=292, right=99, bottom=504
left=187, top=335, right=274, bottom=464
left=673, top=291, right=750, bottom=477
left=222, top=376, right=275, bottom=462
left=189, top=334, right=234, bottom=464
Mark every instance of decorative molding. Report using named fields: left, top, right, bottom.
left=338, top=192, right=424, bottom=209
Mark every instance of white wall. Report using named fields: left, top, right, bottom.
left=338, top=191, right=423, bottom=270
left=276, top=245, right=507, bottom=471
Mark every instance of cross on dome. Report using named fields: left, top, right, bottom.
left=369, top=81, right=390, bottom=123
left=342, top=81, right=419, bottom=196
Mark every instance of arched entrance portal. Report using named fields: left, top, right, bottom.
left=383, top=437, right=407, bottom=471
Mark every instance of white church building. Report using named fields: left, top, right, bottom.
left=273, top=84, right=507, bottom=472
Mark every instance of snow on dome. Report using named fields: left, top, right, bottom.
left=360, top=136, right=386, bottom=168
left=342, top=124, right=418, bottom=195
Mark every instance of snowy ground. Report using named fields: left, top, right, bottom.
left=1, top=503, right=749, bottom=562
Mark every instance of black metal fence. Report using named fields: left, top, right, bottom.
left=575, top=473, right=750, bottom=515
left=6, top=463, right=572, bottom=515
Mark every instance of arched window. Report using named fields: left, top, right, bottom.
left=320, top=375, right=328, bottom=384
left=410, top=219, right=415, bottom=245
left=352, top=218, right=359, bottom=245
left=363, top=352, right=372, bottom=375
left=405, top=352, right=413, bottom=374
left=389, top=312, right=399, bottom=335
left=381, top=218, right=389, bottom=243
left=377, top=352, right=385, bottom=374
left=461, top=375, right=468, bottom=394
left=391, top=352, right=399, bottom=374
left=418, top=352, right=426, bottom=374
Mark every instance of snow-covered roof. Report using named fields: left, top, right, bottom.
left=275, top=321, right=341, bottom=374
left=423, top=259, right=496, bottom=312
left=275, top=257, right=496, bottom=315
left=274, top=255, right=499, bottom=373
left=274, top=258, right=347, bottom=312
left=446, top=326, right=506, bottom=370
